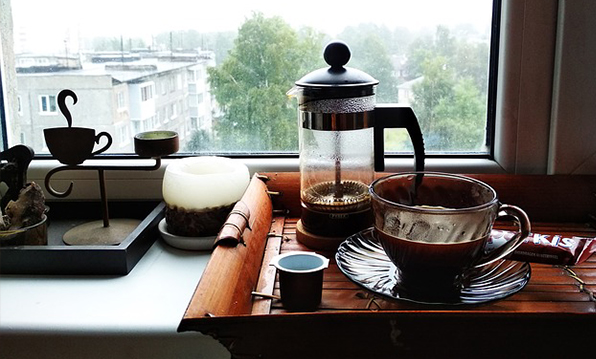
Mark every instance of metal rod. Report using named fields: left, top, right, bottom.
left=251, top=291, right=281, bottom=300
left=98, top=169, right=109, bottom=227
left=44, top=158, right=163, bottom=226
left=44, top=158, right=161, bottom=198
left=334, top=117, right=343, bottom=200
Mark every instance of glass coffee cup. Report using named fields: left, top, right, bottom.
left=370, top=172, right=531, bottom=300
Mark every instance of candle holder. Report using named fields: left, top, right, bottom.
left=44, top=130, right=179, bottom=245
left=159, top=156, right=250, bottom=250
left=44, top=89, right=179, bottom=245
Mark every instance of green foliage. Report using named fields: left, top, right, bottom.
left=434, top=78, right=486, bottom=150
left=408, top=26, right=489, bottom=152
left=339, top=24, right=403, bottom=102
left=185, top=129, right=213, bottom=152
left=205, top=12, right=324, bottom=152
left=180, top=17, right=489, bottom=154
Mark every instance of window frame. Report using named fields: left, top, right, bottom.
left=140, top=84, right=154, bottom=102
left=38, top=94, right=57, bottom=114
left=3, top=0, right=594, bottom=201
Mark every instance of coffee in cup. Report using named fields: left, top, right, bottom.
left=370, top=172, right=531, bottom=300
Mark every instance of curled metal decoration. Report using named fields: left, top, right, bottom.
left=44, top=158, right=162, bottom=198
left=58, top=89, right=78, bottom=128
left=44, top=166, right=75, bottom=198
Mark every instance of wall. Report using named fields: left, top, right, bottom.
left=548, top=0, right=596, bottom=174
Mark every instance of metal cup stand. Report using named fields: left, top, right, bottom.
left=44, top=89, right=178, bottom=245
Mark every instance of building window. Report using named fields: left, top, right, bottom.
left=177, top=74, right=183, bottom=90
left=170, top=103, right=177, bottom=119
left=39, top=95, right=57, bottom=114
left=118, top=123, right=131, bottom=146
left=131, top=119, right=142, bottom=134
left=141, top=85, right=153, bottom=102
left=164, top=106, right=170, bottom=123
left=117, top=91, right=126, bottom=110
left=161, top=79, right=168, bottom=95
left=156, top=110, right=162, bottom=126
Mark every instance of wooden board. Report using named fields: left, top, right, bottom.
left=179, top=173, right=596, bottom=358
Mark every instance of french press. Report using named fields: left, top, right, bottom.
left=288, top=41, right=425, bottom=250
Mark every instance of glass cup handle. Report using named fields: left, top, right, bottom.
left=473, top=204, right=531, bottom=268
left=91, top=131, right=113, bottom=156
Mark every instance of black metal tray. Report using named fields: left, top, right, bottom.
left=0, top=201, right=164, bottom=275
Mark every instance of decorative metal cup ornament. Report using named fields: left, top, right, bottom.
left=43, top=89, right=112, bottom=166
left=42, top=89, right=179, bottom=246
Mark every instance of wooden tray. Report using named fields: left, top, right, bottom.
left=179, top=173, right=596, bottom=358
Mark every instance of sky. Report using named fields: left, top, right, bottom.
left=11, top=0, right=493, bottom=53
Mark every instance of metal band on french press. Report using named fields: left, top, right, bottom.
left=300, top=111, right=374, bottom=131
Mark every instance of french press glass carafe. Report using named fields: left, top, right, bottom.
left=289, top=41, right=425, bottom=250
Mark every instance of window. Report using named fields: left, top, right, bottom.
left=140, top=84, right=154, bottom=102
left=116, top=91, right=126, bottom=110
left=177, top=74, right=183, bottom=90
left=170, top=103, right=177, bottom=119
left=131, top=119, right=142, bottom=135
left=161, top=80, right=168, bottom=95
left=1, top=0, right=596, bottom=202
left=169, top=77, right=176, bottom=93
left=1, top=0, right=501, bottom=156
left=117, top=123, right=131, bottom=147
left=39, top=95, right=57, bottom=114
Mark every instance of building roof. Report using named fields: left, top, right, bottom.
left=397, top=76, right=424, bottom=90
left=16, top=53, right=214, bottom=84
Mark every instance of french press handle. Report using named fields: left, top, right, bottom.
left=374, top=104, right=425, bottom=172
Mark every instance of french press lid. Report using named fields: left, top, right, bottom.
left=295, top=41, right=379, bottom=99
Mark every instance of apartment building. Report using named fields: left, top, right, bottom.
left=15, top=51, right=215, bottom=154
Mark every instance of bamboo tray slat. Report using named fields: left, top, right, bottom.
left=179, top=172, right=596, bottom=359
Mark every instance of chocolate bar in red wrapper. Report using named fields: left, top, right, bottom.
left=487, top=229, right=596, bottom=265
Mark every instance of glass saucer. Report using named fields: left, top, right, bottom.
left=336, top=228, right=531, bottom=305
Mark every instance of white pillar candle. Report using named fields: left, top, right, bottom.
left=162, top=157, right=250, bottom=211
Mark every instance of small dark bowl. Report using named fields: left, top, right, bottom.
left=134, top=131, right=179, bottom=158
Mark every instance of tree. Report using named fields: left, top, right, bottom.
left=204, top=12, right=324, bottom=152
left=434, top=78, right=486, bottom=150
left=185, top=129, right=213, bottom=152
left=339, top=24, right=399, bottom=102
left=407, top=26, right=489, bottom=152
left=411, top=56, right=455, bottom=149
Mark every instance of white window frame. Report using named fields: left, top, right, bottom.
left=140, top=84, right=154, bottom=102
left=10, top=0, right=596, bottom=201
left=38, top=94, right=57, bottom=114
left=116, top=122, right=131, bottom=148
left=170, top=102, right=177, bottom=120
left=116, top=91, right=126, bottom=112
